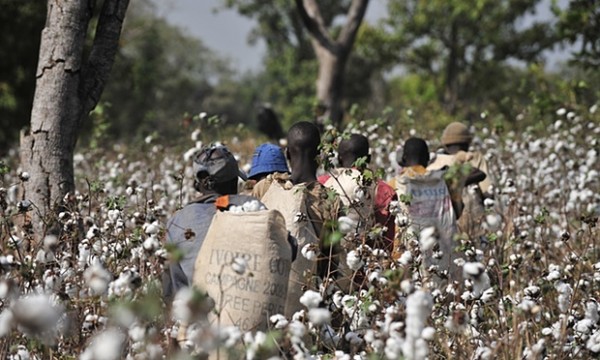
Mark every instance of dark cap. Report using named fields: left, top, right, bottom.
left=193, top=145, right=247, bottom=183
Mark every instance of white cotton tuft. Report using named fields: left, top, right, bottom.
left=301, top=244, right=317, bottom=261
left=299, top=290, right=322, bottom=309
left=231, top=256, right=248, bottom=275
left=419, top=227, right=437, bottom=252
left=83, top=260, right=112, bottom=295
left=308, top=308, right=331, bottom=325
left=80, top=328, right=126, bottom=360
left=346, top=250, right=363, bottom=270
left=338, top=216, right=357, bottom=234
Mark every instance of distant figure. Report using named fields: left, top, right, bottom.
left=318, top=134, right=397, bottom=251
left=430, top=121, right=491, bottom=195
left=390, top=137, right=459, bottom=282
left=428, top=122, right=490, bottom=233
left=256, top=104, right=285, bottom=143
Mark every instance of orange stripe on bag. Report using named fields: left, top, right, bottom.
left=215, top=195, right=230, bottom=210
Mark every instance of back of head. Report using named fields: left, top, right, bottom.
left=248, top=143, right=290, bottom=180
left=287, top=121, right=321, bottom=159
left=401, top=137, right=430, bottom=167
left=193, top=145, right=246, bottom=194
left=441, top=122, right=472, bottom=147
left=338, top=133, right=370, bottom=168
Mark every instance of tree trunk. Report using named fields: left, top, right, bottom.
left=443, top=20, right=459, bottom=114
left=296, top=0, right=369, bottom=129
left=20, top=0, right=129, bottom=241
left=314, top=45, right=346, bottom=128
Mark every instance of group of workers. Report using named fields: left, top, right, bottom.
left=163, top=120, right=490, bottom=307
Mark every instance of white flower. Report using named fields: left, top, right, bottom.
left=231, top=257, right=248, bottom=275
left=308, top=308, right=331, bottom=325
left=346, top=250, right=363, bottom=271
left=338, top=216, right=357, bottom=234
left=299, top=290, right=322, bottom=309
left=556, top=108, right=567, bottom=116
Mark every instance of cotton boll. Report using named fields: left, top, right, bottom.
left=301, top=244, right=317, bottom=261
left=587, top=330, right=600, bottom=353
left=269, top=314, right=288, bottom=329
left=421, top=326, right=435, bottom=340
left=555, top=282, right=573, bottom=313
left=143, top=222, right=160, bottom=235
left=338, top=216, right=357, bottom=234
left=308, top=308, right=331, bottom=325
left=299, top=290, right=322, bottom=309
left=231, top=257, right=248, bottom=275
left=0, top=309, right=15, bottom=337
left=419, top=227, right=437, bottom=252
left=398, top=251, right=412, bottom=266
left=484, top=214, right=502, bottom=232
left=80, top=328, right=126, bottom=360
left=84, top=260, right=112, bottom=295
left=346, top=250, right=363, bottom=270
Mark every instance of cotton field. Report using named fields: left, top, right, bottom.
left=0, top=109, right=598, bottom=359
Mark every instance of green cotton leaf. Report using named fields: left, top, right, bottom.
left=399, top=193, right=412, bottom=205
left=326, top=231, right=343, bottom=246
left=165, top=243, right=184, bottom=262
left=0, top=161, right=10, bottom=176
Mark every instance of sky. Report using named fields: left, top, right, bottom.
left=155, top=0, right=387, bottom=73
left=155, top=0, right=570, bottom=73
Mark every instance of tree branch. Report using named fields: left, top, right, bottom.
left=295, top=0, right=336, bottom=53
left=80, top=0, right=130, bottom=118
left=337, top=0, right=369, bottom=51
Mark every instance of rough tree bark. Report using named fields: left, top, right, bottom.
left=20, top=0, right=129, bottom=240
left=296, top=0, right=369, bottom=128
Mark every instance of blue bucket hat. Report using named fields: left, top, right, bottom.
left=248, top=143, right=289, bottom=180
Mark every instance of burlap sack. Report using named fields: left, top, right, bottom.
left=261, top=181, right=319, bottom=318
left=394, top=169, right=459, bottom=282
left=193, top=209, right=291, bottom=332
left=428, top=152, right=487, bottom=236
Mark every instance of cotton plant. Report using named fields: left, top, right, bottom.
left=0, top=108, right=599, bottom=358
